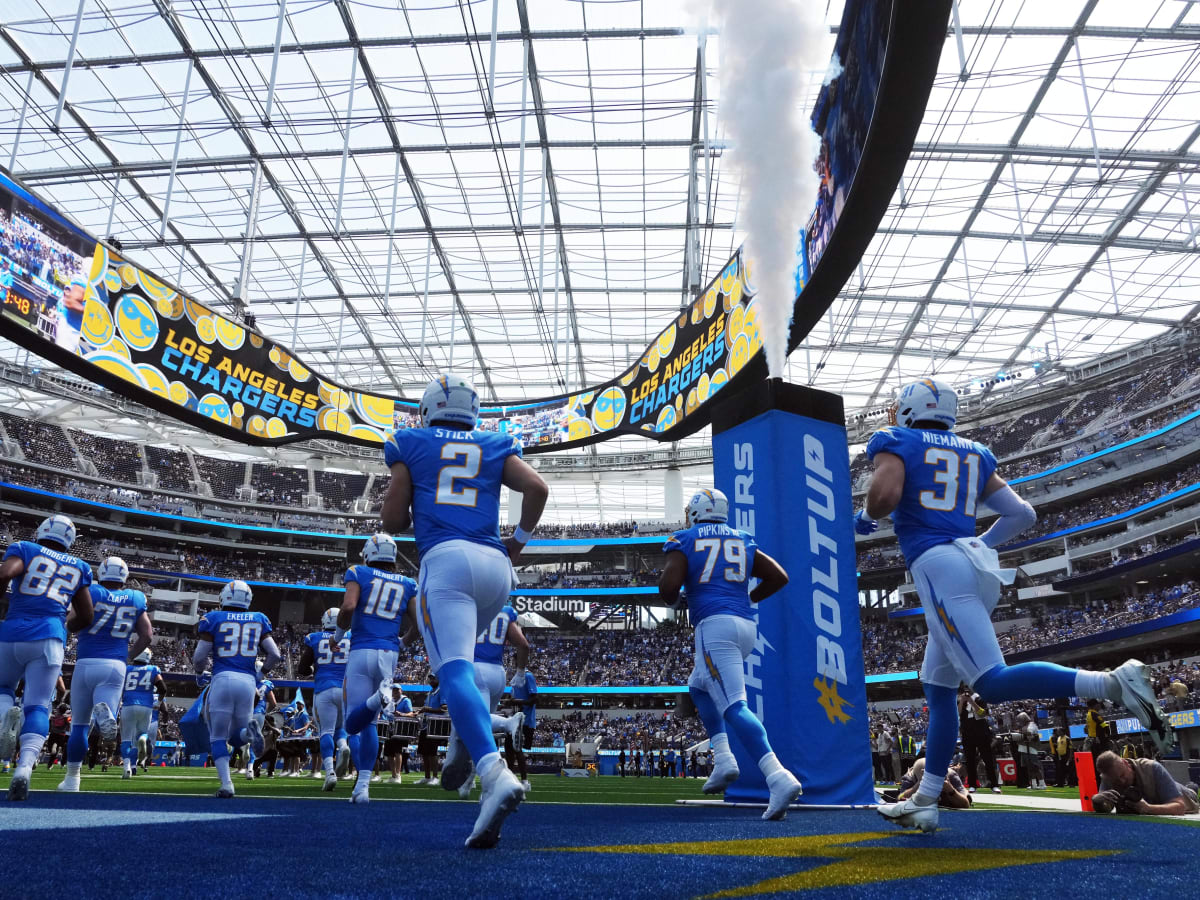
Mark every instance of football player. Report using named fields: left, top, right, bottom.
left=120, top=649, right=165, bottom=778
left=139, top=691, right=167, bottom=772
left=659, top=489, right=801, bottom=820
left=245, top=663, right=277, bottom=779
left=862, top=378, right=1173, bottom=833
left=441, top=603, right=529, bottom=799
left=381, top=373, right=549, bottom=847
left=192, top=580, right=281, bottom=798
left=339, top=533, right=418, bottom=804
left=299, top=610, right=352, bottom=791
left=59, top=556, right=150, bottom=792
left=0, top=515, right=94, bottom=800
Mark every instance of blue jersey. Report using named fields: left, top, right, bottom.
left=123, top=664, right=160, bottom=707
left=75, top=585, right=146, bottom=661
left=512, top=671, right=537, bottom=728
left=384, top=426, right=522, bottom=557
left=0, top=540, right=93, bottom=643
left=305, top=630, right=350, bottom=693
left=663, top=523, right=758, bottom=624
left=475, top=604, right=517, bottom=666
left=396, top=695, right=413, bottom=714
left=255, top=677, right=275, bottom=715
left=198, top=609, right=273, bottom=676
left=427, top=687, right=445, bottom=710
left=150, top=692, right=160, bottom=724
left=345, top=565, right=416, bottom=652
left=866, top=426, right=999, bottom=566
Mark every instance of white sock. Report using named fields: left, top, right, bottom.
left=711, top=733, right=735, bottom=765
left=477, top=751, right=502, bottom=779
left=66, top=762, right=81, bottom=777
left=1075, top=669, right=1119, bottom=701
left=355, top=769, right=372, bottom=789
left=215, top=757, right=232, bottom=789
left=914, top=771, right=943, bottom=806
left=18, top=734, right=43, bottom=770
left=323, top=756, right=334, bottom=775
left=758, top=752, right=785, bottom=781
left=337, top=738, right=348, bottom=751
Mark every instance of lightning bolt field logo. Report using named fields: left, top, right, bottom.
left=813, top=676, right=852, bottom=725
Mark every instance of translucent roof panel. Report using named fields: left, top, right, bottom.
left=0, top=0, right=1196, bottom=454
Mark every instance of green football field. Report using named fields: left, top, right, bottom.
left=14, top=765, right=1090, bottom=806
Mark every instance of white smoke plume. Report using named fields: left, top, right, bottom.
left=698, top=0, right=828, bottom=378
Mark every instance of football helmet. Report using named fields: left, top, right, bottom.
left=219, top=580, right=253, bottom=610
left=419, top=373, right=479, bottom=429
left=321, top=607, right=340, bottom=631
left=35, top=514, right=76, bottom=550
left=97, top=556, right=129, bottom=585
left=133, top=649, right=152, bottom=665
left=894, top=378, right=957, bottom=430
left=686, top=489, right=729, bottom=526
left=362, top=533, right=398, bottom=564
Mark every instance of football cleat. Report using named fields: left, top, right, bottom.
left=0, top=706, right=23, bottom=761
left=521, top=779, right=531, bottom=794
left=350, top=787, right=370, bottom=804
left=7, top=771, right=29, bottom=801
left=702, top=760, right=740, bottom=795
left=335, top=744, right=352, bottom=779
left=877, top=797, right=939, bottom=833
left=215, top=787, right=234, bottom=799
left=441, top=733, right=472, bottom=792
left=323, top=772, right=338, bottom=792
left=466, top=765, right=523, bottom=849
left=56, top=775, right=80, bottom=792
left=1112, top=659, right=1176, bottom=753
left=505, top=712, right=525, bottom=745
left=763, top=770, right=803, bottom=821
left=121, top=766, right=131, bottom=780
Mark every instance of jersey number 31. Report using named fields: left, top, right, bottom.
left=920, top=449, right=981, bottom=515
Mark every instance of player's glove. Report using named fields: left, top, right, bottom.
left=196, top=672, right=212, bottom=688
left=510, top=668, right=526, bottom=688
left=854, top=509, right=878, bottom=535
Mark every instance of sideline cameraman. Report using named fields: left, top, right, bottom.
left=1092, top=751, right=1199, bottom=816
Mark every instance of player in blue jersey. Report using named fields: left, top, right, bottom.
left=339, top=533, right=418, bottom=804
left=382, top=373, right=549, bottom=847
left=860, top=378, right=1173, bottom=833
left=120, top=648, right=165, bottom=779
left=299, top=607, right=353, bottom=791
left=245, top=664, right=277, bottom=780
left=140, top=691, right=167, bottom=773
left=58, top=556, right=151, bottom=792
left=659, top=489, right=800, bottom=820
left=442, top=604, right=529, bottom=798
left=511, top=667, right=538, bottom=757
left=0, top=515, right=94, bottom=800
left=193, top=580, right=281, bottom=798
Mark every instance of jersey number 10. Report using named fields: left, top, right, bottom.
left=920, top=449, right=981, bottom=516
left=363, top=580, right=405, bottom=620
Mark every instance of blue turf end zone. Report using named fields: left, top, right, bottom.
left=0, top=791, right=1194, bottom=898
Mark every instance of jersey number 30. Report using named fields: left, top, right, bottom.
left=920, top=449, right=981, bottom=515
left=216, top=621, right=262, bottom=657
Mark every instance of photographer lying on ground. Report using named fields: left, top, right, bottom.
left=1092, top=750, right=1199, bottom=816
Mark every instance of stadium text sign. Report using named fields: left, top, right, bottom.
left=511, top=596, right=588, bottom=616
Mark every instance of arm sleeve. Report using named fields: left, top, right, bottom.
left=192, top=641, right=211, bottom=673
left=979, top=484, right=1037, bottom=548
left=260, top=636, right=283, bottom=673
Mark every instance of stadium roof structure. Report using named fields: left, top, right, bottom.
left=1, top=0, right=1199, bottom=520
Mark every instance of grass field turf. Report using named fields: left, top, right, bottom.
left=4, top=769, right=1198, bottom=898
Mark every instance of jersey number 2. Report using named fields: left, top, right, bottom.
left=920, top=449, right=981, bottom=515
left=437, top=443, right=481, bottom=507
